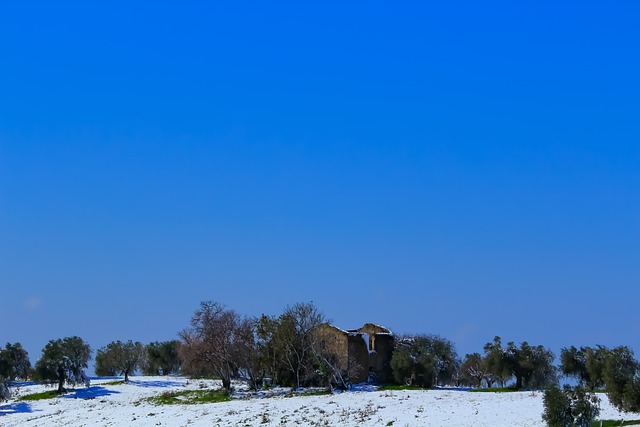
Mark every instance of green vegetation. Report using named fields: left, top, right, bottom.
left=378, top=384, right=424, bottom=391
left=593, top=421, right=640, bottom=427
left=34, top=336, right=91, bottom=393
left=95, top=340, right=146, bottom=382
left=0, top=342, right=31, bottom=381
left=1, top=342, right=32, bottom=400
left=391, top=335, right=457, bottom=388
left=146, top=389, right=231, bottom=405
left=469, top=386, right=518, bottom=393
left=19, top=390, right=60, bottom=401
left=142, top=340, right=181, bottom=376
left=561, top=345, right=608, bottom=390
left=483, top=336, right=557, bottom=390
left=542, top=385, right=600, bottom=427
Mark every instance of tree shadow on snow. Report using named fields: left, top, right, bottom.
left=62, top=386, right=120, bottom=399
left=9, top=381, right=37, bottom=387
left=0, top=401, right=34, bottom=416
left=127, top=380, right=184, bottom=388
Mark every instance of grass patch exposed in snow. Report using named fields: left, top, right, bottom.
left=146, top=389, right=231, bottom=405
left=469, top=386, right=518, bottom=393
left=377, top=384, right=424, bottom=391
left=18, top=390, right=60, bottom=401
left=595, top=421, right=640, bottom=427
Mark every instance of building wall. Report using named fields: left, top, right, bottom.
left=315, top=322, right=395, bottom=385
left=347, top=334, right=369, bottom=384
left=368, top=333, right=395, bottom=383
left=315, top=323, right=349, bottom=371
left=357, top=324, right=395, bottom=384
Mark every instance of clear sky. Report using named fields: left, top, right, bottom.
left=1, top=1, right=639, bottom=367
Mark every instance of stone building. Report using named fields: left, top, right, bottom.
left=315, top=323, right=394, bottom=384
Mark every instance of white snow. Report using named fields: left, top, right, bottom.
left=0, top=377, right=637, bottom=426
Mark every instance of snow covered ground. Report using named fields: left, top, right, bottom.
left=0, top=377, right=636, bottom=427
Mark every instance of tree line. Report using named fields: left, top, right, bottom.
left=0, top=337, right=181, bottom=398
left=2, top=300, right=640, bottom=419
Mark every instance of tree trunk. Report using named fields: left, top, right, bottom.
left=124, top=370, right=129, bottom=382
left=222, top=377, right=231, bottom=393
left=515, top=375, right=523, bottom=389
left=57, top=366, right=65, bottom=393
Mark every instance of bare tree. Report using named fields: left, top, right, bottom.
left=460, top=353, right=489, bottom=388
left=179, top=301, right=245, bottom=393
left=234, top=316, right=265, bottom=391
left=278, top=302, right=326, bottom=389
left=315, top=350, right=362, bottom=391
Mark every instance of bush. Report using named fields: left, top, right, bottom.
left=542, top=385, right=600, bottom=427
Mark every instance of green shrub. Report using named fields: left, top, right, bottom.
left=594, top=421, right=640, bottom=427
left=542, top=385, right=600, bottom=427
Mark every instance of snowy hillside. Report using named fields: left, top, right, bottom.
left=0, top=377, right=636, bottom=427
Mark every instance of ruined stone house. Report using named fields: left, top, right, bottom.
left=315, top=323, right=394, bottom=384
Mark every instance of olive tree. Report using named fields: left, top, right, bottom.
left=560, top=345, right=608, bottom=390
left=602, top=346, right=640, bottom=413
left=483, top=336, right=557, bottom=389
left=142, top=341, right=181, bottom=375
left=95, top=340, right=146, bottom=382
left=391, top=335, right=458, bottom=387
left=483, top=336, right=513, bottom=387
left=254, top=303, right=328, bottom=389
left=0, top=342, right=32, bottom=399
left=512, top=341, right=557, bottom=389
left=34, top=336, right=91, bottom=393
left=0, top=342, right=31, bottom=381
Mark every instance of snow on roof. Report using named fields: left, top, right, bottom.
left=318, top=323, right=349, bottom=334
left=321, top=323, right=393, bottom=336
left=358, top=323, right=393, bottom=335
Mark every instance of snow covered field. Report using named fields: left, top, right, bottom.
left=0, top=377, right=636, bottom=427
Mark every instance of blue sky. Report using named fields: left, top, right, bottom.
left=1, top=1, right=639, bottom=367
